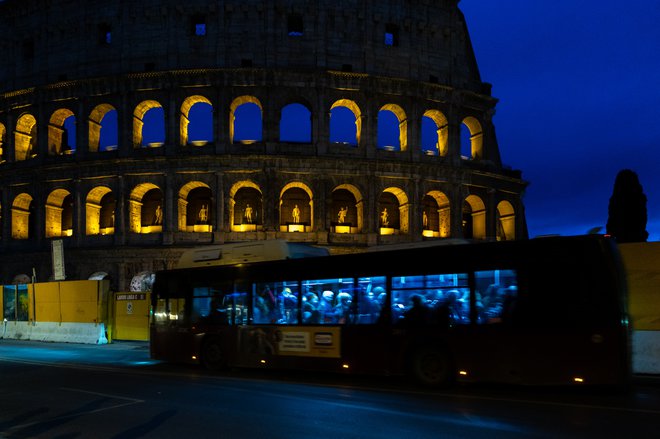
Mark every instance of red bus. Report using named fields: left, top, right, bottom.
left=150, top=235, right=630, bottom=387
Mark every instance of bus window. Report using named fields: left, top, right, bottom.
left=252, top=281, right=299, bottom=324
left=301, top=277, right=355, bottom=324
left=391, top=273, right=469, bottom=326
left=356, top=276, right=386, bottom=324
left=475, top=269, right=518, bottom=324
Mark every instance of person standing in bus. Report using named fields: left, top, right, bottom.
left=402, top=294, right=429, bottom=327
left=318, top=290, right=336, bottom=323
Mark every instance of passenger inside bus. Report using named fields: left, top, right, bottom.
left=302, top=292, right=320, bottom=324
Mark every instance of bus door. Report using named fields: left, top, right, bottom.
left=151, top=291, right=194, bottom=362
left=462, top=269, right=522, bottom=383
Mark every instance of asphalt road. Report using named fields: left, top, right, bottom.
left=1, top=340, right=659, bottom=438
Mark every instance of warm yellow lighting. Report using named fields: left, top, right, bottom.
left=260, top=359, right=267, bottom=364
left=335, top=225, right=351, bottom=234
left=422, top=230, right=434, bottom=238
left=573, top=377, right=584, bottom=383
left=459, top=370, right=468, bottom=376
left=63, top=229, right=73, bottom=237
left=342, top=364, right=350, bottom=369
left=192, top=355, right=197, bottom=360
left=192, top=224, right=212, bottom=233
left=379, top=227, right=395, bottom=235
left=240, top=139, right=257, bottom=145
left=287, top=224, right=305, bottom=232
left=190, top=140, right=208, bottom=147
left=148, top=142, right=164, bottom=148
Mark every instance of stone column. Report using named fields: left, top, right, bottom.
left=114, top=176, right=126, bottom=246
left=214, top=171, right=224, bottom=242
left=73, top=179, right=82, bottom=246
left=162, top=173, right=174, bottom=245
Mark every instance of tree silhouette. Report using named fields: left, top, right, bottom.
left=606, top=169, right=648, bottom=242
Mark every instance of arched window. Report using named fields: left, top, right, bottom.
left=230, top=182, right=263, bottom=232
left=11, top=193, right=33, bottom=239
left=45, top=189, right=73, bottom=237
left=421, top=110, right=449, bottom=156
left=463, top=195, right=486, bottom=240
left=280, top=103, right=312, bottom=143
left=129, top=183, right=163, bottom=233
left=89, top=104, right=118, bottom=152
left=422, top=191, right=450, bottom=238
left=86, top=186, right=115, bottom=235
left=15, top=114, right=37, bottom=161
left=178, top=182, right=213, bottom=232
left=377, top=104, right=407, bottom=151
left=280, top=183, right=313, bottom=232
left=460, top=116, right=483, bottom=160
left=180, top=95, right=213, bottom=146
left=378, top=187, right=409, bottom=235
left=230, top=96, right=262, bottom=144
left=330, top=185, right=363, bottom=233
left=330, top=99, right=361, bottom=146
left=133, top=100, right=165, bottom=148
left=497, top=200, right=516, bottom=241
left=49, top=109, right=76, bottom=156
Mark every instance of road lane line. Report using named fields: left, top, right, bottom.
left=60, top=387, right=145, bottom=403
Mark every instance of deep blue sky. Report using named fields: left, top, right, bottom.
left=460, top=1, right=660, bottom=240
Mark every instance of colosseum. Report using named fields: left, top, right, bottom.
left=0, top=0, right=527, bottom=291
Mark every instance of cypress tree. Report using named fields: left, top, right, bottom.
left=606, top=169, right=649, bottom=242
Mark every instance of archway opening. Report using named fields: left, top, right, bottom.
left=179, top=184, right=212, bottom=232
left=12, top=194, right=33, bottom=240
left=377, top=104, right=406, bottom=151
left=461, top=116, right=483, bottom=160
left=233, top=186, right=263, bottom=231
left=331, top=188, right=359, bottom=234
left=233, top=102, right=262, bottom=144
left=463, top=195, right=486, bottom=240
left=330, top=100, right=360, bottom=146
left=280, top=186, right=312, bottom=232
left=181, top=96, right=213, bottom=146
left=15, top=114, right=37, bottom=161
left=497, top=200, right=516, bottom=241
left=280, top=103, right=312, bottom=143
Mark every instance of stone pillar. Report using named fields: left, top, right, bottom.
left=166, top=93, right=177, bottom=155
left=76, top=100, right=88, bottom=159
left=162, top=173, right=174, bottom=245
left=115, top=176, right=126, bottom=245
left=118, top=94, right=131, bottom=157
left=5, top=112, right=15, bottom=163
left=450, top=184, right=464, bottom=238
left=486, top=188, right=497, bottom=241
left=73, top=179, right=82, bottom=246
left=214, top=171, right=225, bottom=241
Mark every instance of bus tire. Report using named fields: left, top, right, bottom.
left=201, top=337, right=226, bottom=371
left=411, top=346, right=454, bottom=387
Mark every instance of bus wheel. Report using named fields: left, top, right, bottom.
left=411, top=346, right=454, bottom=387
left=202, top=338, right=225, bottom=371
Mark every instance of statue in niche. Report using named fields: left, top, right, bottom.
left=381, top=208, right=389, bottom=227
left=292, top=204, right=301, bottom=224
left=153, top=205, right=163, bottom=225
left=423, top=211, right=428, bottom=229
left=338, top=206, right=348, bottom=224
left=198, top=204, right=208, bottom=223
left=244, top=204, right=253, bottom=224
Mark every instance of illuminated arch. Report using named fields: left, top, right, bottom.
left=330, top=99, right=362, bottom=146
left=229, top=180, right=263, bottom=231
left=422, top=190, right=451, bottom=238
left=280, top=182, right=313, bottom=232
left=180, top=95, right=213, bottom=146
left=497, top=200, right=516, bottom=241
left=378, top=187, right=410, bottom=234
left=133, top=100, right=164, bottom=148
left=422, top=110, right=449, bottom=156
left=378, top=104, right=407, bottom=151
left=11, top=193, right=33, bottom=239
left=463, top=194, right=486, bottom=240
left=331, top=184, right=364, bottom=233
left=45, top=188, right=73, bottom=238
left=129, top=183, right=163, bottom=233
left=0, top=122, right=6, bottom=161
left=89, top=104, right=117, bottom=152
left=230, top=95, right=263, bottom=144
left=178, top=181, right=212, bottom=232
left=15, top=113, right=37, bottom=161
left=461, top=116, right=483, bottom=160
left=48, top=108, right=75, bottom=155
left=86, top=186, right=114, bottom=235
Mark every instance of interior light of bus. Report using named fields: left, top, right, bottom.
left=342, top=364, right=350, bottom=369
left=459, top=370, right=468, bottom=376
left=573, top=377, right=585, bottom=383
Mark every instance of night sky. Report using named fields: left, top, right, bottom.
left=460, top=1, right=660, bottom=240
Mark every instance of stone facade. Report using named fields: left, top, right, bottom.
left=0, top=0, right=527, bottom=291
